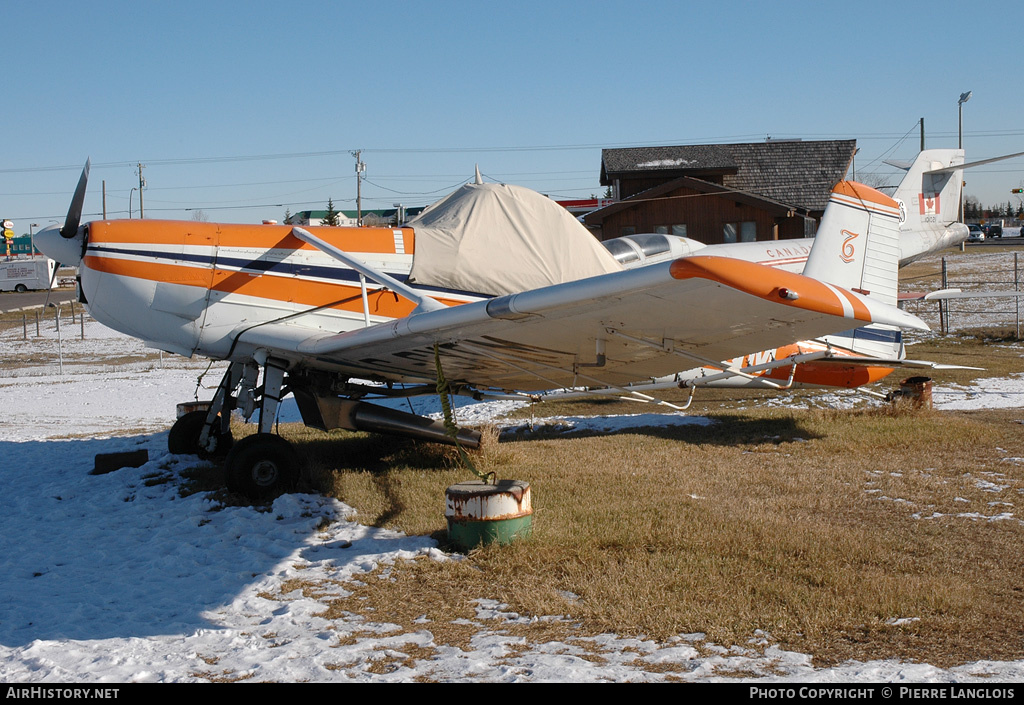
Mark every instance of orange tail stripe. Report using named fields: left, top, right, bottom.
left=830, top=181, right=899, bottom=210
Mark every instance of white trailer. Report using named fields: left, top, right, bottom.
left=0, top=257, right=57, bottom=292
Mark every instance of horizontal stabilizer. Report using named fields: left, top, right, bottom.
left=883, top=159, right=913, bottom=171
left=901, top=288, right=1024, bottom=301
left=925, top=150, right=1024, bottom=175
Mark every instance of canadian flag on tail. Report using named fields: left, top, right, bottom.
left=919, top=192, right=940, bottom=215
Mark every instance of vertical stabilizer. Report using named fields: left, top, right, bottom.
left=803, top=181, right=902, bottom=307
left=889, top=149, right=967, bottom=264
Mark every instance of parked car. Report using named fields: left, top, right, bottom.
left=967, top=224, right=985, bottom=242
left=983, top=224, right=1003, bottom=238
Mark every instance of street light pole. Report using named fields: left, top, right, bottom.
left=958, top=91, right=972, bottom=223
left=958, top=91, right=971, bottom=149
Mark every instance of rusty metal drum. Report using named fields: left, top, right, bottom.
left=445, top=480, right=533, bottom=551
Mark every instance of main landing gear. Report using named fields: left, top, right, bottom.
left=168, top=352, right=299, bottom=501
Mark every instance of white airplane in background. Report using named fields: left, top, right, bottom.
left=35, top=160, right=929, bottom=500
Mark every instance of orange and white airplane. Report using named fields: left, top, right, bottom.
left=35, top=161, right=930, bottom=499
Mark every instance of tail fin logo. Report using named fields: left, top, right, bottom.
left=919, top=193, right=941, bottom=216
left=840, top=229, right=859, bottom=263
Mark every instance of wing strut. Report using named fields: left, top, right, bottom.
left=604, top=328, right=807, bottom=390
left=457, top=342, right=693, bottom=411
left=291, top=227, right=445, bottom=314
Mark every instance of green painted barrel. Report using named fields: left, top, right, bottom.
left=445, top=480, right=532, bottom=551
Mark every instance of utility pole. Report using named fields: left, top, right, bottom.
left=137, top=163, right=146, bottom=219
left=352, top=150, right=365, bottom=226
left=102, top=180, right=107, bottom=219
left=920, top=117, right=924, bottom=152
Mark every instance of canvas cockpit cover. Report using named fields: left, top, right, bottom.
left=406, top=182, right=622, bottom=296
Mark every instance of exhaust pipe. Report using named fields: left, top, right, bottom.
left=292, top=389, right=482, bottom=449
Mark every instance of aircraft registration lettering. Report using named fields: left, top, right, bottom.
left=766, top=245, right=810, bottom=259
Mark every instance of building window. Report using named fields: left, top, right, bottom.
left=655, top=224, right=687, bottom=237
left=621, top=226, right=636, bottom=237
left=724, top=222, right=756, bottom=243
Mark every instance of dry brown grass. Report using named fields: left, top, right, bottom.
left=266, top=394, right=1024, bottom=668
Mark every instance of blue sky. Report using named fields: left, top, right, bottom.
left=2, top=0, right=1022, bottom=232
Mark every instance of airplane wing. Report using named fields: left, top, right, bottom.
left=232, top=255, right=927, bottom=392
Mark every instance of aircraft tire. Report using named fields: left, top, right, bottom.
left=168, top=410, right=233, bottom=459
left=224, top=433, right=299, bottom=500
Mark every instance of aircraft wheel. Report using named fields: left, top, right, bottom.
left=224, top=434, right=299, bottom=500
left=167, top=410, right=234, bottom=459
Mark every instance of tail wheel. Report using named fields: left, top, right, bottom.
left=168, top=410, right=233, bottom=459
left=225, top=434, right=300, bottom=500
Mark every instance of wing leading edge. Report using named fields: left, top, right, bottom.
left=232, top=255, right=928, bottom=391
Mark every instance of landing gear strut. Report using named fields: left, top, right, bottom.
left=168, top=362, right=243, bottom=459
left=223, top=353, right=299, bottom=499
left=169, top=353, right=301, bottom=501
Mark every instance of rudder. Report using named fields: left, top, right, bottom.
left=803, top=181, right=902, bottom=307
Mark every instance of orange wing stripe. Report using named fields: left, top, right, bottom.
left=668, top=256, right=871, bottom=322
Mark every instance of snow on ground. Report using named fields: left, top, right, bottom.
left=933, top=374, right=1024, bottom=410
left=3, top=318, right=1024, bottom=682
left=901, top=249, right=1024, bottom=333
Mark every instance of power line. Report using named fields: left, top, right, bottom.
left=4, top=128, right=1023, bottom=175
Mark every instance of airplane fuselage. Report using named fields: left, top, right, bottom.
left=80, top=220, right=479, bottom=361
left=74, top=218, right=900, bottom=392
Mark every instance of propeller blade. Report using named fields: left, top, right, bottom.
left=42, top=261, right=60, bottom=309
left=60, top=159, right=91, bottom=239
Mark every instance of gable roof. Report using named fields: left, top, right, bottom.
left=601, top=139, right=856, bottom=212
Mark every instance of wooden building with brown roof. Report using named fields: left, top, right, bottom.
left=583, top=139, right=856, bottom=244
